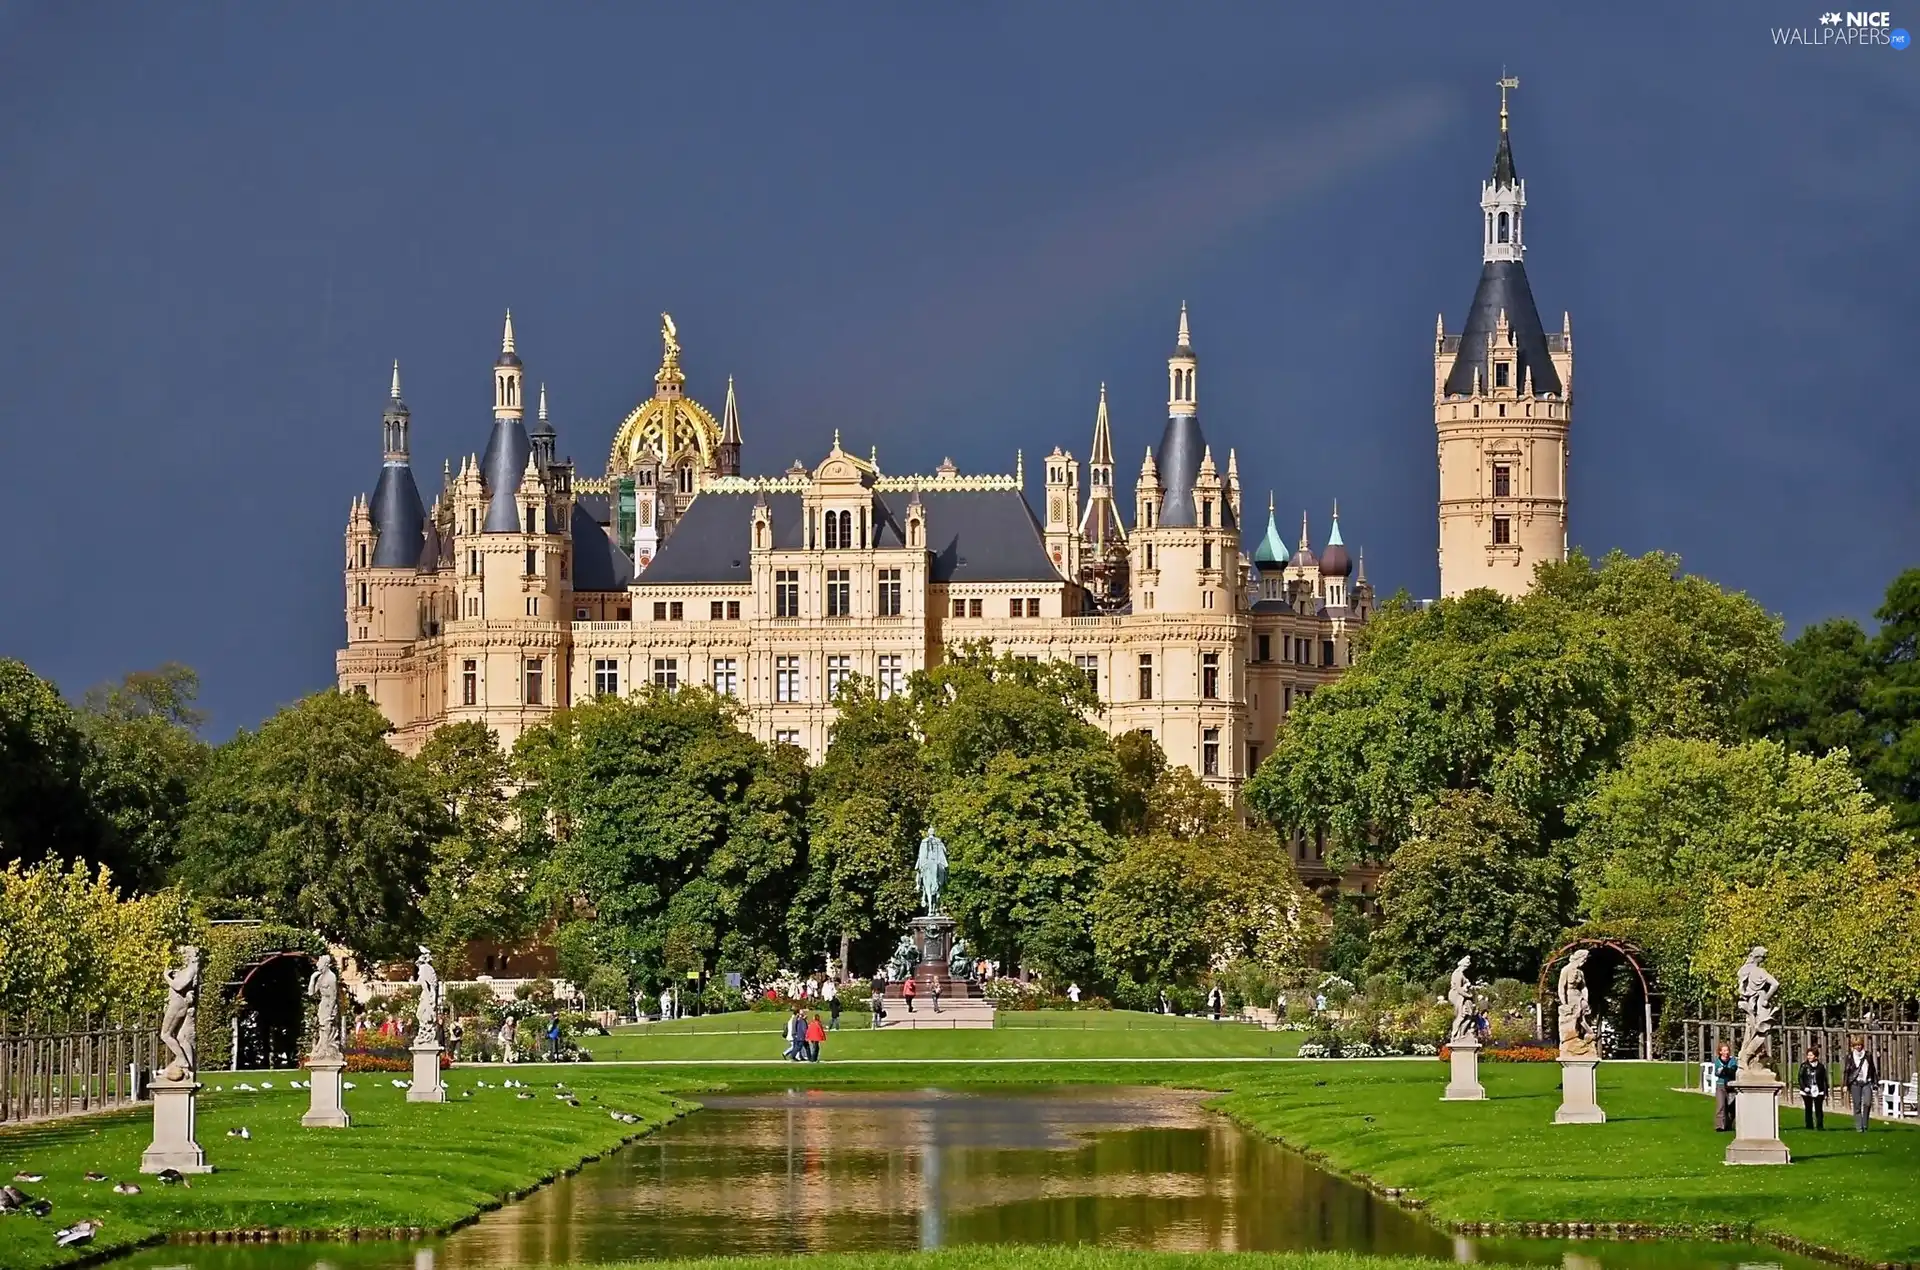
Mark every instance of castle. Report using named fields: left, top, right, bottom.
left=338, top=88, right=1571, bottom=855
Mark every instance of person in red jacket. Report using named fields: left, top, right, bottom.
left=805, top=1012, right=826, bottom=1062
left=902, top=975, right=917, bottom=1014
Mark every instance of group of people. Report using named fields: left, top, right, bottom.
left=783, top=1007, right=828, bottom=1061
left=1711, top=1037, right=1883, bottom=1132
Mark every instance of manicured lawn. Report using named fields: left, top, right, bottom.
left=588, top=1009, right=1304, bottom=1062
left=1214, top=1059, right=1920, bottom=1265
left=0, top=1075, right=690, bottom=1270
left=593, top=1252, right=1442, bottom=1270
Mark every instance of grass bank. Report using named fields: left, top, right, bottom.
left=588, top=1009, right=1301, bottom=1062
left=1215, top=1060, right=1920, bottom=1265
left=0, top=1076, right=690, bottom=1270
left=592, top=1252, right=1443, bottom=1270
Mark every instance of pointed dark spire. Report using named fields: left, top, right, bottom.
left=1492, top=73, right=1520, bottom=185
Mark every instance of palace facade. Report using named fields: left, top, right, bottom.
left=338, top=92, right=1569, bottom=838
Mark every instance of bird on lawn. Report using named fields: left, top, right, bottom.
left=12, top=1173, right=43, bottom=1183
left=55, top=1219, right=101, bottom=1247
left=226, top=1127, right=250, bottom=1139
left=82, top=1173, right=108, bottom=1183
left=0, top=1185, right=29, bottom=1211
left=155, top=1169, right=187, bottom=1187
left=113, top=1183, right=141, bottom=1195
left=516, top=1091, right=535, bottom=1100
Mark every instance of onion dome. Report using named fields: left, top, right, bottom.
left=1320, top=503, right=1352, bottom=578
left=1251, top=495, right=1290, bottom=568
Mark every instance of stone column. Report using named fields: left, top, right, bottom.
left=1442, top=1037, right=1486, bottom=1101
left=1725, top=1073, right=1790, bottom=1165
left=141, top=1078, right=213, bottom=1174
left=303, top=1058, right=350, bottom=1128
left=1554, top=1058, right=1605, bottom=1124
left=408, top=1041, right=447, bottom=1103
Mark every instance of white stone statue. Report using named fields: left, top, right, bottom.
left=158, top=945, right=201, bottom=1081
left=1446, top=955, right=1478, bottom=1041
left=1556, top=949, right=1598, bottom=1058
left=414, top=947, right=441, bottom=1043
left=307, top=953, right=342, bottom=1059
left=1736, top=946, right=1779, bottom=1075
left=915, top=829, right=949, bottom=916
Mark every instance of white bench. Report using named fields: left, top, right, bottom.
left=1700, top=1062, right=1716, bottom=1094
left=1878, top=1079, right=1918, bottom=1118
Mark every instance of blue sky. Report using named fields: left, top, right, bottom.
left=1, top=3, right=1914, bottom=736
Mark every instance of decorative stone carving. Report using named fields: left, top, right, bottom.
left=1736, top=946, right=1780, bottom=1077
left=158, top=946, right=201, bottom=1081
left=1726, top=946, right=1789, bottom=1165
left=413, top=947, right=441, bottom=1045
left=1556, top=949, right=1599, bottom=1059
left=1446, top=956, right=1478, bottom=1042
left=307, top=953, right=342, bottom=1060
left=915, top=829, right=949, bottom=917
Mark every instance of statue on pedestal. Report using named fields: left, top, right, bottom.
left=886, top=933, right=917, bottom=981
left=307, top=953, right=342, bottom=1060
left=1446, top=956, right=1478, bottom=1042
left=414, top=947, right=442, bottom=1044
left=915, top=829, right=948, bottom=916
left=948, top=937, right=973, bottom=981
left=159, top=946, right=201, bottom=1081
left=1736, top=946, right=1780, bottom=1076
left=1556, top=950, right=1599, bottom=1058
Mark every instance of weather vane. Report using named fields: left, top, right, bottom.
left=1498, top=70, right=1519, bottom=130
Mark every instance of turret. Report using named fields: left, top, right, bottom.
left=717, top=376, right=743, bottom=477
left=481, top=312, right=536, bottom=534
left=531, top=383, right=556, bottom=470
left=1043, top=446, right=1080, bottom=581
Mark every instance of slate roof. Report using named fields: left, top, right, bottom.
left=637, top=487, right=1058, bottom=586
left=478, top=416, right=533, bottom=533
left=570, top=503, right=635, bottom=591
left=1442, top=260, right=1562, bottom=398
left=368, top=463, right=426, bottom=568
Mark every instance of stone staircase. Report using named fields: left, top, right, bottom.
left=878, top=964, right=997, bottom=1030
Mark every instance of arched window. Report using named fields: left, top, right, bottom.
left=1497, top=212, right=1510, bottom=243
left=837, top=510, right=852, bottom=547
left=825, top=511, right=840, bottom=550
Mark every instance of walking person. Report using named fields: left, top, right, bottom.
left=870, top=977, right=886, bottom=1028
left=1797, top=1046, right=1828, bottom=1131
left=546, top=1013, right=562, bottom=1060
left=1208, top=985, right=1223, bottom=1022
left=829, top=987, right=844, bottom=1032
left=1067, top=983, right=1081, bottom=1004
left=782, top=1007, right=804, bottom=1060
left=902, top=974, right=918, bottom=1015
left=1159, top=989, right=1171, bottom=1016
left=805, top=1011, right=826, bottom=1062
left=499, top=1017, right=516, bottom=1065
left=1712, top=1043, right=1738, bottom=1131
left=1843, top=1037, right=1879, bottom=1132
left=930, top=974, right=942, bottom=1014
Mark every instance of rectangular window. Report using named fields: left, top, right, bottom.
left=969, top=598, right=982, bottom=618
left=1322, top=639, right=1336, bottom=667
left=1283, top=685, right=1292, bottom=714
left=776, top=655, right=800, bottom=703
left=617, top=605, right=632, bottom=621
left=575, top=606, right=590, bottom=620
left=1495, top=361, right=1511, bottom=389
left=1202, top=652, right=1219, bottom=700
left=1202, top=727, right=1220, bottom=777
left=878, top=569, right=901, bottom=616
left=711, top=600, right=724, bottom=621
left=826, top=569, right=851, bottom=617
left=1026, top=597, right=1041, bottom=618
left=951, top=598, right=965, bottom=618
left=1145, top=543, right=1155, bottom=570
left=526, top=596, right=539, bottom=616
left=1257, top=634, right=1271, bottom=662
left=653, top=601, right=668, bottom=621
left=1248, top=742, right=1260, bottom=772
left=1009, top=598, right=1023, bottom=619
left=877, top=654, right=903, bottom=699
left=1202, top=541, right=1213, bottom=570
left=1074, top=655, right=1099, bottom=697
left=593, top=659, right=619, bottom=698
left=1201, top=500, right=1213, bottom=529
left=712, top=657, right=738, bottom=697
left=468, top=508, right=479, bottom=535
left=826, top=654, right=851, bottom=698
left=727, top=599, right=741, bottom=620
left=1492, top=516, right=1511, bottom=545
left=670, top=601, right=683, bottom=621
left=524, top=658, right=544, bottom=706
left=468, top=550, right=480, bottom=576
left=1492, top=464, right=1511, bottom=498
left=357, top=582, right=369, bottom=607
left=775, top=728, right=800, bottom=747
left=1138, top=654, right=1153, bottom=701
left=525, top=548, right=537, bottom=576
left=462, top=660, right=477, bottom=706
left=653, top=657, right=678, bottom=690
left=776, top=570, right=799, bottom=618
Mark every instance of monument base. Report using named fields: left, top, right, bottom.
left=1554, top=1057, right=1606, bottom=1124
left=141, top=1078, right=213, bottom=1174
left=407, top=1042, right=446, bottom=1103
left=302, top=1056, right=350, bottom=1127
left=1725, top=1074, right=1790, bottom=1165
left=1442, top=1038, right=1486, bottom=1101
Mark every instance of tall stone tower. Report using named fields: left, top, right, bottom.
left=1434, top=77, right=1573, bottom=598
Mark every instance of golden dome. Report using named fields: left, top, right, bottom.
left=607, top=313, right=723, bottom=475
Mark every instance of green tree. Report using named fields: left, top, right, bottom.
left=1870, top=569, right=1920, bottom=834
left=0, top=859, right=191, bottom=1018
left=174, top=691, right=443, bottom=957
left=524, top=688, right=807, bottom=989
left=1573, top=736, right=1912, bottom=1003
left=0, top=659, right=101, bottom=871
left=1368, top=790, right=1572, bottom=981
left=415, top=722, right=534, bottom=969
left=77, top=664, right=210, bottom=889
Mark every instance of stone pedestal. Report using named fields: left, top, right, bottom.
left=1554, top=1057, right=1606, bottom=1124
left=302, top=1057, right=350, bottom=1128
left=141, top=1078, right=212, bottom=1174
left=910, top=915, right=955, bottom=970
left=1725, top=1073, right=1790, bottom=1165
left=407, top=1042, right=446, bottom=1103
left=1442, top=1038, right=1486, bottom=1101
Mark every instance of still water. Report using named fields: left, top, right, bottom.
left=114, top=1087, right=1823, bottom=1269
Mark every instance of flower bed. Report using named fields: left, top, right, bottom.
left=1437, top=1043, right=1557, bottom=1063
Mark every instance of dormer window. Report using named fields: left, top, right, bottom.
left=1495, top=362, right=1510, bottom=389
